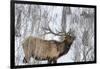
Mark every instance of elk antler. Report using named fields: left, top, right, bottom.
left=42, top=25, right=64, bottom=36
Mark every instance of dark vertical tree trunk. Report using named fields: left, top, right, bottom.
left=15, top=10, right=21, bottom=37
left=61, top=7, right=71, bottom=32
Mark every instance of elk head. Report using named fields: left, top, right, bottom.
left=63, top=31, right=75, bottom=46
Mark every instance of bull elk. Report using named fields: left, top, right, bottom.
left=22, top=27, right=75, bottom=64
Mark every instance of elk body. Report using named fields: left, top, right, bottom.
left=22, top=34, right=75, bottom=64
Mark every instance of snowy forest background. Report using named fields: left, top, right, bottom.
left=15, top=3, right=95, bottom=65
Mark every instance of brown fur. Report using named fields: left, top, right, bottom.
left=22, top=35, right=75, bottom=64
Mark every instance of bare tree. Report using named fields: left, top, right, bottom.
left=15, top=8, right=22, bottom=37
left=61, top=7, right=71, bottom=32
left=74, top=8, right=95, bottom=62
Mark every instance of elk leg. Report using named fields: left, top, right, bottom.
left=48, top=59, right=52, bottom=64
left=52, top=58, right=57, bottom=64
left=23, top=55, right=31, bottom=63
left=53, top=60, right=57, bottom=64
left=23, top=57, right=27, bottom=63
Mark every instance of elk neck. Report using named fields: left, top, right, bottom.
left=63, top=39, right=71, bottom=53
left=58, top=38, right=72, bottom=57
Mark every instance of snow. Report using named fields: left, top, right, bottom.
left=15, top=3, right=95, bottom=65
